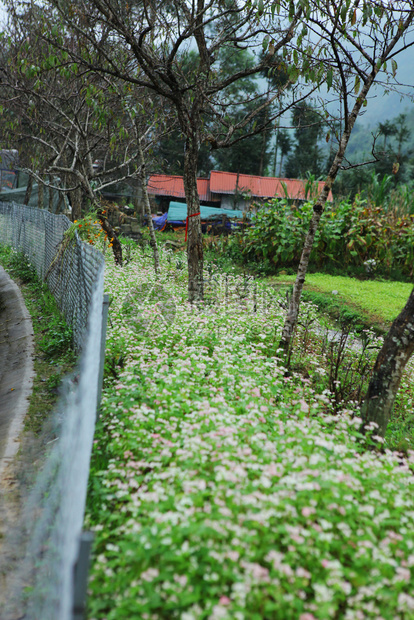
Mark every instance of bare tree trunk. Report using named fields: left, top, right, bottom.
left=48, top=174, right=54, bottom=212
left=361, top=287, right=414, bottom=437
left=137, top=137, right=160, bottom=273
left=233, top=171, right=240, bottom=209
left=38, top=180, right=44, bottom=209
left=132, top=182, right=143, bottom=225
left=279, top=76, right=376, bottom=355
left=278, top=153, right=284, bottom=178
left=141, top=199, right=146, bottom=225
left=57, top=192, right=64, bottom=214
left=81, top=178, right=123, bottom=267
left=183, top=134, right=203, bottom=302
left=97, top=211, right=123, bottom=266
left=273, top=122, right=280, bottom=177
left=23, top=174, right=33, bottom=205
left=259, top=104, right=269, bottom=177
left=70, top=186, right=82, bottom=221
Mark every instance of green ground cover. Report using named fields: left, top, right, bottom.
left=85, top=244, right=414, bottom=620
left=268, top=273, right=413, bottom=326
left=0, top=246, right=75, bottom=434
left=227, top=197, right=414, bottom=279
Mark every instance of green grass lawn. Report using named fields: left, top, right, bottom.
left=267, top=273, right=413, bottom=325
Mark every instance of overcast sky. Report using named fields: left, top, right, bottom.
left=0, top=1, right=7, bottom=26
left=0, top=1, right=411, bottom=128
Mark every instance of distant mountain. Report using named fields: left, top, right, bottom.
left=318, top=49, right=414, bottom=172
left=342, top=104, right=414, bottom=164
left=354, top=48, right=414, bottom=128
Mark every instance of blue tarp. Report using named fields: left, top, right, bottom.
left=167, top=201, right=246, bottom=222
left=153, top=212, right=168, bottom=230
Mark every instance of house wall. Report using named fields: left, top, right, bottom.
left=220, top=195, right=250, bottom=211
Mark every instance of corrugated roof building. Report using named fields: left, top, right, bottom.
left=209, top=171, right=333, bottom=203
left=147, top=175, right=214, bottom=203
left=147, top=171, right=333, bottom=211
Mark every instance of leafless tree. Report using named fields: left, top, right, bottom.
left=279, top=0, right=414, bottom=349
left=274, top=0, right=414, bottom=436
left=37, top=0, right=309, bottom=300
left=0, top=3, right=168, bottom=269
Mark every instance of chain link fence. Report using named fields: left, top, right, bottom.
left=0, top=181, right=67, bottom=213
left=0, top=201, right=104, bottom=351
left=0, top=201, right=106, bottom=619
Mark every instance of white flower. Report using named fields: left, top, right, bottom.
left=398, top=592, right=414, bottom=611
left=394, top=566, right=411, bottom=583
left=140, top=567, right=159, bottom=582
left=313, top=583, right=333, bottom=603
left=209, top=605, right=230, bottom=620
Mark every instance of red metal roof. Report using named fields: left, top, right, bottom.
left=147, top=175, right=215, bottom=202
left=209, top=171, right=333, bottom=202
left=147, top=171, right=333, bottom=203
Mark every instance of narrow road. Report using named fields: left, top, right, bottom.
left=0, top=265, right=34, bottom=480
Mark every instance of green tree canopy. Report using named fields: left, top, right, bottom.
left=285, top=102, right=325, bottom=178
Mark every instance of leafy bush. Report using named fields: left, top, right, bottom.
left=7, top=250, right=38, bottom=283
left=0, top=245, right=76, bottom=434
left=228, top=195, right=414, bottom=278
left=39, top=317, right=73, bottom=358
left=0, top=247, right=73, bottom=357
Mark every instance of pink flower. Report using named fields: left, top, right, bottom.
left=396, top=566, right=411, bottom=582
left=251, top=563, right=270, bottom=581
left=296, top=567, right=311, bottom=580
left=219, top=596, right=231, bottom=605
left=226, top=550, right=239, bottom=562
left=301, top=506, right=315, bottom=518
left=174, top=574, right=188, bottom=587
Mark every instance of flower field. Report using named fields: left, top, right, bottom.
left=86, top=246, right=414, bottom=620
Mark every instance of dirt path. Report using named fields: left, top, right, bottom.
left=0, top=265, right=35, bottom=478
left=0, top=266, right=35, bottom=614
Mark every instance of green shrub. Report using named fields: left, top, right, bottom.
left=7, top=251, right=38, bottom=283
left=227, top=194, right=414, bottom=278
left=40, top=317, right=73, bottom=358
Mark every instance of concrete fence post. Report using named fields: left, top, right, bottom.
left=97, top=294, right=110, bottom=413
left=72, top=531, right=94, bottom=620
